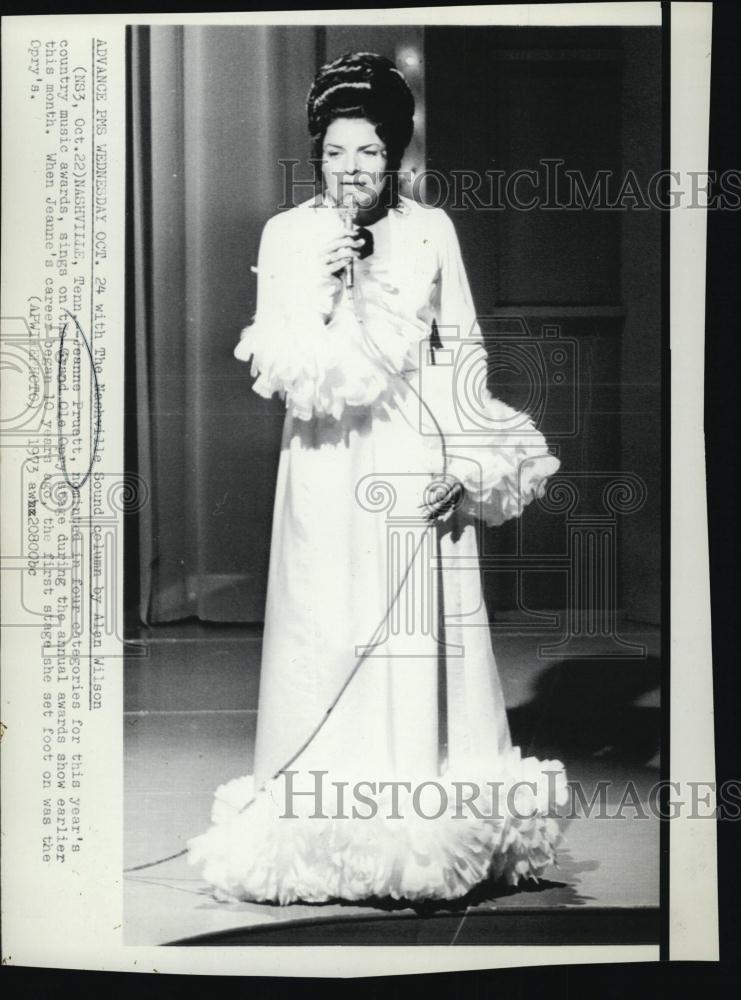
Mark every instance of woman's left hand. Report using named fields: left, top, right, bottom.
left=420, top=478, right=465, bottom=522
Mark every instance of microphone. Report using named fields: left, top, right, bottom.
left=341, top=194, right=359, bottom=291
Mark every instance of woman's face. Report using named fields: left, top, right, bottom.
left=321, top=117, right=389, bottom=213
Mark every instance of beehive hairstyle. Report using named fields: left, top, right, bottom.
left=307, top=51, right=415, bottom=201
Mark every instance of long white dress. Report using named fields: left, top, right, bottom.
left=187, top=194, right=568, bottom=904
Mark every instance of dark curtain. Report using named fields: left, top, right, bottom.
left=129, top=24, right=424, bottom=624
left=130, top=25, right=317, bottom=623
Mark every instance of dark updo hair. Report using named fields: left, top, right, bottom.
left=307, top=52, right=415, bottom=203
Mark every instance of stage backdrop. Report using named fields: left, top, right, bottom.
left=127, top=24, right=661, bottom=627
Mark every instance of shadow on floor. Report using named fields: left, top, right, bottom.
left=508, top=656, right=661, bottom=765
left=333, top=874, right=583, bottom=915
left=187, top=867, right=594, bottom=917
left=170, top=884, right=656, bottom=946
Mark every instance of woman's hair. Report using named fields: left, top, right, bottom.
left=306, top=51, right=415, bottom=204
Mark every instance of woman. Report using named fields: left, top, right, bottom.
left=188, top=52, right=567, bottom=905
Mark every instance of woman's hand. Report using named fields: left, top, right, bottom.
left=310, top=229, right=367, bottom=322
left=420, top=478, right=465, bottom=523
left=319, top=229, right=366, bottom=281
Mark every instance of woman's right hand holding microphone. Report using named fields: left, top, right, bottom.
left=322, top=228, right=365, bottom=277
left=315, top=227, right=366, bottom=320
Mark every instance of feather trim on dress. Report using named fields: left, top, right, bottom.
left=235, top=271, right=429, bottom=422
left=187, top=751, right=568, bottom=905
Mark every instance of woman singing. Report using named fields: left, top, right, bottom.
left=188, top=52, right=567, bottom=905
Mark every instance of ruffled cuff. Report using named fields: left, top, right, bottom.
left=235, top=295, right=427, bottom=422
left=438, top=392, right=560, bottom=527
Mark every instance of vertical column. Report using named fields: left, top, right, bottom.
left=540, top=472, right=648, bottom=658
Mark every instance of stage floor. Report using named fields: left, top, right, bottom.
left=124, top=621, right=661, bottom=946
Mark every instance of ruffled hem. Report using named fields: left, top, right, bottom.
left=187, top=751, right=568, bottom=905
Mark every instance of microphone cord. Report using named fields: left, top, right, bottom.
left=124, top=276, right=456, bottom=874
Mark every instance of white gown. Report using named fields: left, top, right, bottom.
left=187, top=194, right=568, bottom=904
